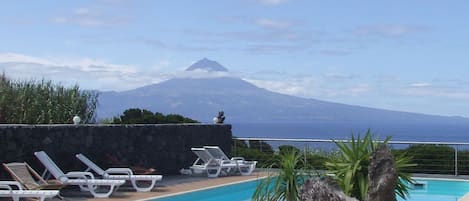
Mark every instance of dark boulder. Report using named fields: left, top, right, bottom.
left=365, top=144, right=398, bottom=201
left=300, top=177, right=358, bottom=201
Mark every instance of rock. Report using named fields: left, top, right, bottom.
left=365, top=144, right=398, bottom=201
left=300, top=177, right=359, bottom=201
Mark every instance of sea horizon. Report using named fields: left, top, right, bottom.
left=231, top=122, right=469, bottom=143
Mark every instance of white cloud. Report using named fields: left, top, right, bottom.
left=74, top=7, right=91, bottom=15
left=51, top=6, right=129, bottom=28
left=256, top=18, right=292, bottom=29
left=353, top=24, right=427, bottom=37
left=409, top=82, right=432, bottom=87
left=244, top=78, right=308, bottom=96
left=259, top=0, right=289, bottom=5
left=0, top=53, right=146, bottom=91
left=401, top=83, right=469, bottom=99
left=0, top=53, right=245, bottom=91
left=244, top=75, right=375, bottom=100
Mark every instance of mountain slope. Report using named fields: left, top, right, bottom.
left=97, top=77, right=469, bottom=124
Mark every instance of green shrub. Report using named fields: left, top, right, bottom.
left=395, top=144, right=455, bottom=174
left=232, top=139, right=274, bottom=167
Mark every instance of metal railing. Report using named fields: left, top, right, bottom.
left=232, top=137, right=469, bottom=176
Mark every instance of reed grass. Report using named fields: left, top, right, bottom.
left=0, top=73, right=98, bottom=124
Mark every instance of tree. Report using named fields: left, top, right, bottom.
left=119, top=108, right=157, bottom=124
left=113, top=108, right=199, bottom=124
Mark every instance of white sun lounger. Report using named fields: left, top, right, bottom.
left=0, top=181, right=59, bottom=201
left=203, top=146, right=257, bottom=176
left=75, top=153, right=162, bottom=192
left=190, top=148, right=239, bottom=178
left=34, top=151, right=125, bottom=198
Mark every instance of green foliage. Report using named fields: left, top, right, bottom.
left=394, top=151, right=416, bottom=199
left=392, top=144, right=469, bottom=175
left=325, top=130, right=415, bottom=200
left=232, top=139, right=332, bottom=170
left=0, top=73, right=98, bottom=124
left=232, top=139, right=274, bottom=167
left=458, top=150, right=469, bottom=175
left=325, top=132, right=376, bottom=200
left=395, top=144, right=454, bottom=174
left=249, top=140, right=274, bottom=154
left=252, top=149, right=313, bottom=201
left=304, top=149, right=332, bottom=170
left=112, top=108, right=199, bottom=124
left=279, top=145, right=300, bottom=155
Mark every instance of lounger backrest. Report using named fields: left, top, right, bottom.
left=76, top=154, right=106, bottom=176
left=203, top=146, right=230, bottom=160
left=3, top=162, right=42, bottom=189
left=191, top=148, right=217, bottom=165
left=34, top=151, right=66, bottom=181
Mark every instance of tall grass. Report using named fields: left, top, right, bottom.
left=0, top=73, right=98, bottom=124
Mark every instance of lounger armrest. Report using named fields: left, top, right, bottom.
left=0, top=184, right=12, bottom=191
left=0, top=181, right=22, bottom=190
left=104, top=168, right=133, bottom=176
left=221, top=159, right=237, bottom=164
left=64, top=171, right=96, bottom=180
left=231, top=157, right=245, bottom=161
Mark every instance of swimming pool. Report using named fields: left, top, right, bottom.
left=149, top=178, right=469, bottom=201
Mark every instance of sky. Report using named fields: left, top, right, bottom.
left=1, top=0, right=469, bottom=117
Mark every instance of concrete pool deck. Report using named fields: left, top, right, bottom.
left=60, top=171, right=269, bottom=201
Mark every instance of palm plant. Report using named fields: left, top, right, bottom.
left=252, top=148, right=315, bottom=201
left=325, top=129, right=415, bottom=200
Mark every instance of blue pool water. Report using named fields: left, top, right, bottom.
left=151, top=178, right=469, bottom=201
left=398, top=178, right=469, bottom=201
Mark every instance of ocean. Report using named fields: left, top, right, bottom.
left=231, top=122, right=469, bottom=143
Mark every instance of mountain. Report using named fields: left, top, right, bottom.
left=185, top=58, right=228, bottom=72
left=97, top=60, right=469, bottom=125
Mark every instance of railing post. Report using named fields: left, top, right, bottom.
left=234, top=139, right=237, bottom=156
left=304, top=143, right=307, bottom=164
left=455, top=145, right=458, bottom=176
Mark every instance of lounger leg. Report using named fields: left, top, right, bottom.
left=11, top=195, right=19, bottom=201
left=207, top=167, right=221, bottom=178
left=239, top=164, right=255, bottom=176
left=131, top=179, right=157, bottom=192
left=57, top=193, right=65, bottom=200
left=79, top=183, right=98, bottom=192
left=88, top=184, right=116, bottom=198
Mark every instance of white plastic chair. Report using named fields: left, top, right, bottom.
left=34, top=151, right=125, bottom=198
left=0, top=181, right=59, bottom=201
left=190, top=148, right=238, bottom=178
left=203, top=146, right=257, bottom=176
left=76, top=153, right=162, bottom=192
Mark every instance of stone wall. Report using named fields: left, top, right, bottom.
left=0, top=124, right=232, bottom=179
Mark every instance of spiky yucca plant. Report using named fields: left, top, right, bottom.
left=252, top=148, right=315, bottom=201
left=325, top=130, right=415, bottom=200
